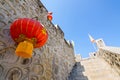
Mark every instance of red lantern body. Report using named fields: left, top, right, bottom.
left=47, top=12, right=53, bottom=21
left=10, top=18, right=48, bottom=58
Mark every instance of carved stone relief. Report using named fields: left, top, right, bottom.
left=0, top=0, right=75, bottom=80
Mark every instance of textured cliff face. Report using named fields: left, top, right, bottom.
left=0, top=0, right=75, bottom=80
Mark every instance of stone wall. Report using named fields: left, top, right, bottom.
left=98, top=47, right=120, bottom=75
left=68, top=49, right=120, bottom=80
left=0, top=0, right=75, bottom=80
left=75, top=54, right=82, bottom=62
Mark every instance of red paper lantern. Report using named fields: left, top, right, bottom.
left=10, top=18, right=48, bottom=58
left=47, top=12, right=53, bottom=21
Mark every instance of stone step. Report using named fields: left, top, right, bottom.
left=68, top=58, right=120, bottom=80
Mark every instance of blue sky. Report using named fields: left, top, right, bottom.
left=41, top=0, right=120, bottom=58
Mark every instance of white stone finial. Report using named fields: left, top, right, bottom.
left=54, top=24, right=58, bottom=29
left=96, top=39, right=106, bottom=48
left=67, top=40, right=70, bottom=45
left=71, top=40, right=75, bottom=47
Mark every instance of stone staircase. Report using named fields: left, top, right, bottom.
left=68, top=57, right=120, bottom=80
left=68, top=62, right=88, bottom=80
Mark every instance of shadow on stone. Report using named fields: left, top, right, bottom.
left=68, top=62, right=88, bottom=80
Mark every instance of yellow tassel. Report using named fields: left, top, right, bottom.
left=15, top=41, right=33, bottom=58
